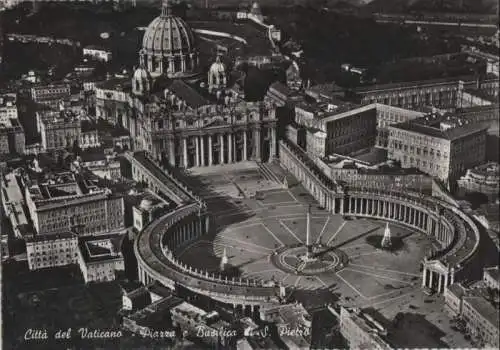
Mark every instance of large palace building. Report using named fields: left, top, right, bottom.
left=95, top=0, right=277, bottom=167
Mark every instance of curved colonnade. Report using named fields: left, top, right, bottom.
left=279, top=140, right=482, bottom=294
left=135, top=202, right=283, bottom=309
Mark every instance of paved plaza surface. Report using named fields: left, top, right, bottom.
left=178, top=164, right=429, bottom=307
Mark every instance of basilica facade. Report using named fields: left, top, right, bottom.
left=95, top=0, right=277, bottom=167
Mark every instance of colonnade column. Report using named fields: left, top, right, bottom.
left=208, top=135, right=213, bottom=166
left=195, top=136, right=200, bottom=167
left=200, top=135, right=205, bottom=166
left=220, top=134, right=225, bottom=164
left=243, top=130, right=248, bottom=161
left=422, top=267, right=428, bottom=287
left=228, top=133, right=233, bottom=163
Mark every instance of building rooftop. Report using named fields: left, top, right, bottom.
left=354, top=74, right=493, bottom=94
left=296, top=97, right=362, bottom=121
left=484, top=266, right=500, bottom=285
left=132, top=151, right=192, bottom=203
left=0, top=93, right=17, bottom=107
left=306, top=83, right=345, bottom=100
left=126, top=295, right=182, bottom=329
left=84, top=45, right=111, bottom=52
left=171, top=301, right=208, bottom=319
left=348, top=147, right=388, bottom=166
left=146, top=281, right=173, bottom=299
left=168, top=80, right=209, bottom=109
left=38, top=110, right=80, bottom=125
left=2, top=172, right=30, bottom=234
left=463, top=296, right=500, bottom=329
left=79, top=151, right=107, bottom=163
left=391, top=114, right=489, bottom=141
left=95, top=78, right=131, bottom=92
left=25, top=170, right=112, bottom=206
left=468, top=162, right=500, bottom=178
left=78, top=233, right=124, bottom=264
left=465, top=88, right=499, bottom=104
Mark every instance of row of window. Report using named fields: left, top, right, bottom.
left=30, top=247, right=72, bottom=254
left=391, top=141, right=449, bottom=158
left=369, top=91, right=455, bottom=106
left=32, top=253, right=77, bottom=262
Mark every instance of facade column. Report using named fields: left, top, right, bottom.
left=228, top=133, right=233, bottom=163
left=270, top=126, right=277, bottom=161
left=438, top=274, right=443, bottom=293
left=220, top=134, right=225, bottom=164
left=200, top=135, right=205, bottom=166
left=243, top=130, right=248, bottom=161
left=429, top=270, right=434, bottom=289
left=168, top=139, right=175, bottom=166
left=195, top=136, right=200, bottom=167
left=183, top=137, right=188, bottom=168
left=181, top=55, right=186, bottom=72
left=208, top=135, right=213, bottom=166
left=340, top=198, right=344, bottom=215
left=254, top=127, right=261, bottom=161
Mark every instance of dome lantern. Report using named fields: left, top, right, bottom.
left=161, top=0, right=172, bottom=17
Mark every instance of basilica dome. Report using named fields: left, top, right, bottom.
left=139, top=0, right=199, bottom=78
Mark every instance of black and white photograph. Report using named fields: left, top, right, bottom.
left=0, top=0, right=499, bottom=349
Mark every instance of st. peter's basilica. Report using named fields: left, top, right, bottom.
left=95, top=0, right=278, bottom=168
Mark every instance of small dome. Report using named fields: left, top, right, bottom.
left=140, top=199, right=153, bottom=211
left=133, top=66, right=151, bottom=81
left=208, top=55, right=227, bottom=90
left=132, top=66, right=152, bottom=95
